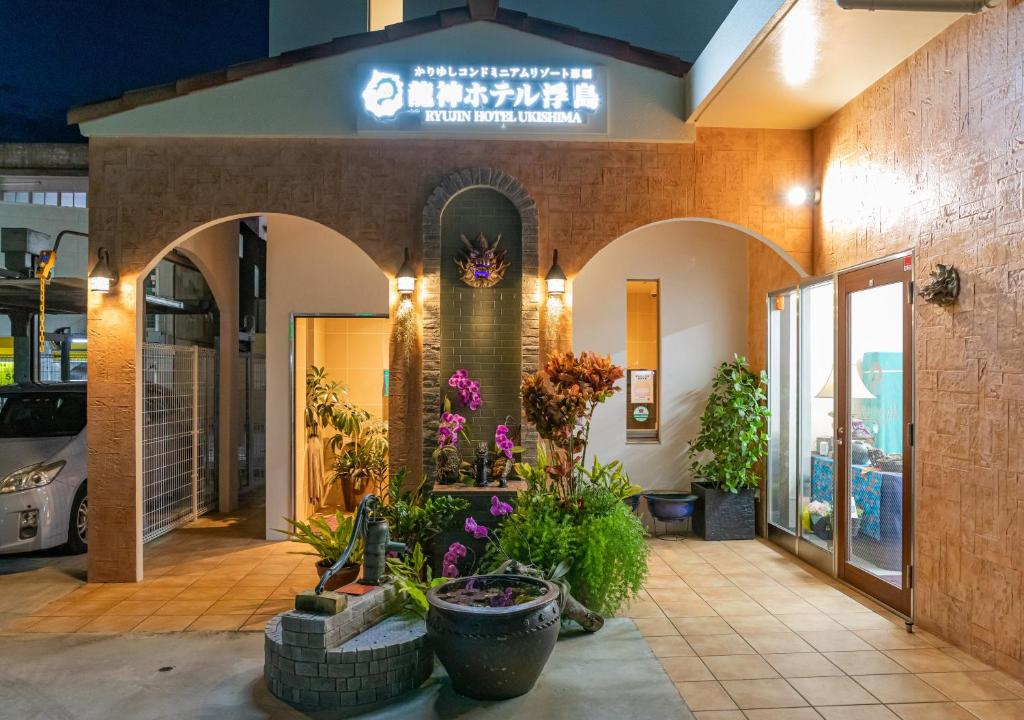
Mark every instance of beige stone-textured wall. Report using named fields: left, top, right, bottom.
left=86, top=131, right=810, bottom=581
left=813, top=1, right=1024, bottom=679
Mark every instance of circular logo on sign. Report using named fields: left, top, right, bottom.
left=362, top=70, right=405, bottom=119
left=633, top=406, right=650, bottom=422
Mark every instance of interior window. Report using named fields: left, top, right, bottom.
left=626, top=280, right=659, bottom=441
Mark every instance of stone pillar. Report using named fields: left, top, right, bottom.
left=9, top=311, right=33, bottom=385
left=87, top=258, right=143, bottom=583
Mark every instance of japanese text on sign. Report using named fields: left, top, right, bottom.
left=359, top=64, right=605, bottom=128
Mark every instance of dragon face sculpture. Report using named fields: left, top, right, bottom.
left=454, top=232, right=511, bottom=288
left=918, top=263, right=960, bottom=307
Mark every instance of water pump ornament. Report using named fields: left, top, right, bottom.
left=314, top=494, right=405, bottom=594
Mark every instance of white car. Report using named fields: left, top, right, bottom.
left=0, top=383, right=87, bottom=554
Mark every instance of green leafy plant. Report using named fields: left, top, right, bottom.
left=330, top=418, right=389, bottom=508
left=687, top=355, right=770, bottom=494
left=489, top=483, right=648, bottom=617
left=278, top=510, right=364, bottom=566
left=577, top=456, right=643, bottom=500
left=377, top=469, right=468, bottom=550
left=386, top=543, right=447, bottom=618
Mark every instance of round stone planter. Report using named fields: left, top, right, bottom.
left=426, top=574, right=560, bottom=700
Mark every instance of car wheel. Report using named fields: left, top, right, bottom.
left=67, top=484, right=87, bottom=554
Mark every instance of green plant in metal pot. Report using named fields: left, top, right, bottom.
left=687, top=354, right=769, bottom=493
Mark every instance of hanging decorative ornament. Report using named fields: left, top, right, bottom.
left=454, top=232, right=510, bottom=288
left=918, top=263, right=960, bottom=307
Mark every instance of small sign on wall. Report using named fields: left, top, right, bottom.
left=627, top=368, right=658, bottom=439
left=358, top=63, right=607, bottom=133
left=630, top=369, right=655, bottom=404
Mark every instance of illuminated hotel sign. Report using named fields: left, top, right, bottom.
left=358, top=64, right=607, bottom=132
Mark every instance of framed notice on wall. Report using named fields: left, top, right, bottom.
left=627, top=369, right=658, bottom=440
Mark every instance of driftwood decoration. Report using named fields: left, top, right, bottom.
left=918, top=263, right=960, bottom=307
left=454, top=232, right=510, bottom=288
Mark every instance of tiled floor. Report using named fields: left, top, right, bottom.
left=0, top=500, right=319, bottom=635
left=634, top=536, right=1024, bottom=720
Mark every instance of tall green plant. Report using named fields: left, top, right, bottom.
left=278, top=510, right=364, bottom=566
left=687, top=355, right=769, bottom=494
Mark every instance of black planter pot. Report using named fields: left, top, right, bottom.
left=426, top=575, right=561, bottom=700
left=691, top=481, right=756, bottom=540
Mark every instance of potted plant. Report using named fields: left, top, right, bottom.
left=329, top=417, right=388, bottom=511
left=687, top=355, right=770, bottom=540
left=280, top=510, right=363, bottom=591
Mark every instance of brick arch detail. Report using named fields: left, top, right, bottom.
left=420, top=168, right=540, bottom=469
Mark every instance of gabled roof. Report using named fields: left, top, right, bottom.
left=68, top=0, right=691, bottom=125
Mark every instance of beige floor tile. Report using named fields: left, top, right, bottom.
left=938, top=647, right=992, bottom=672
left=186, top=614, right=247, bottom=631
left=134, top=615, right=198, bottom=632
left=742, top=632, right=816, bottom=654
left=720, top=678, right=807, bottom=709
left=634, top=617, right=681, bottom=637
left=706, top=599, right=770, bottom=616
left=624, top=599, right=666, bottom=618
left=239, top=613, right=275, bottom=632
left=154, top=600, right=215, bottom=616
left=29, top=600, right=74, bottom=617
left=205, top=598, right=263, bottom=615
left=799, top=630, right=873, bottom=652
left=79, top=615, right=147, bottom=633
left=26, top=616, right=93, bottom=633
left=688, top=633, right=757, bottom=657
left=763, top=652, right=845, bottom=678
left=103, top=599, right=167, bottom=616
left=45, top=599, right=121, bottom=617
left=816, top=705, right=898, bottom=719
left=256, top=599, right=293, bottom=615
left=958, top=700, right=1024, bottom=720
left=675, top=681, right=738, bottom=711
left=721, top=614, right=787, bottom=634
left=224, top=586, right=273, bottom=602
left=702, top=654, right=780, bottom=680
left=671, top=617, right=734, bottom=636
left=235, top=573, right=289, bottom=588
left=776, top=613, right=845, bottom=633
left=691, top=711, right=745, bottom=720
left=128, top=586, right=186, bottom=602
left=852, top=674, right=949, bottom=703
left=174, top=586, right=230, bottom=602
left=856, top=629, right=936, bottom=650
left=644, top=575, right=690, bottom=589
left=657, top=597, right=719, bottom=617
left=646, top=635, right=696, bottom=658
left=887, top=702, right=977, bottom=719
left=788, top=675, right=879, bottom=706
left=660, top=656, right=714, bottom=682
left=916, top=672, right=1020, bottom=702
left=824, top=650, right=908, bottom=675
left=743, top=710, right=824, bottom=720
left=884, top=648, right=968, bottom=673
left=0, top=616, right=45, bottom=632
left=830, top=612, right=901, bottom=631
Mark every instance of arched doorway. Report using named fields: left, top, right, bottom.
left=572, top=218, right=806, bottom=493
left=134, top=214, right=390, bottom=573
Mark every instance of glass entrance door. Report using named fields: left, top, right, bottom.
left=836, top=257, right=913, bottom=616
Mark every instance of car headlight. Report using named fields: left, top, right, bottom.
left=0, top=460, right=66, bottom=494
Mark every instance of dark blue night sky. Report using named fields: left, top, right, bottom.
left=0, top=0, right=268, bottom=143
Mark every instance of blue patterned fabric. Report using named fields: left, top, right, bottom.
left=809, top=455, right=889, bottom=540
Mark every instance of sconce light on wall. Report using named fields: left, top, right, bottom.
left=786, top=186, right=821, bottom=206
left=396, top=247, right=416, bottom=297
left=88, top=247, right=118, bottom=293
left=545, top=249, right=566, bottom=296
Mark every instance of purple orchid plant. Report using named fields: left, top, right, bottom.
left=440, top=495, right=513, bottom=580
left=449, top=369, right=483, bottom=411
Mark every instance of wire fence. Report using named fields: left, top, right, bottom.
left=141, top=343, right=218, bottom=543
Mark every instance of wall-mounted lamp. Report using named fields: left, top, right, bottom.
left=545, top=249, right=566, bottom=296
left=785, top=186, right=821, bottom=206
left=396, top=247, right=415, bottom=296
left=88, top=247, right=118, bottom=293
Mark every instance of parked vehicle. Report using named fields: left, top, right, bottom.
left=0, top=383, right=87, bottom=554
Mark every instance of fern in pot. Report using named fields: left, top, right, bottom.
left=687, top=355, right=769, bottom=540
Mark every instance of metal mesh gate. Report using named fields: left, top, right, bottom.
left=238, top=353, right=266, bottom=495
left=142, top=343, right=218, bottom=542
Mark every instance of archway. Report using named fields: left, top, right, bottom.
left=572, top=218, right=807, bottom=493
left=134, top=214, right=390, bottom=574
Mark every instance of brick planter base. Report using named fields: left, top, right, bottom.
left=265, top=584, right=434, bottom=710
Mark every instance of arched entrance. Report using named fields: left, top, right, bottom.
left=572, top=218, right=807, bottom=492
left=118, top=213, right=390, bottom=578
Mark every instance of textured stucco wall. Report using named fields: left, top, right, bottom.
left=84, top=130, right=810, bottom=582
left=813, top=1, right=1024, bottom=680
